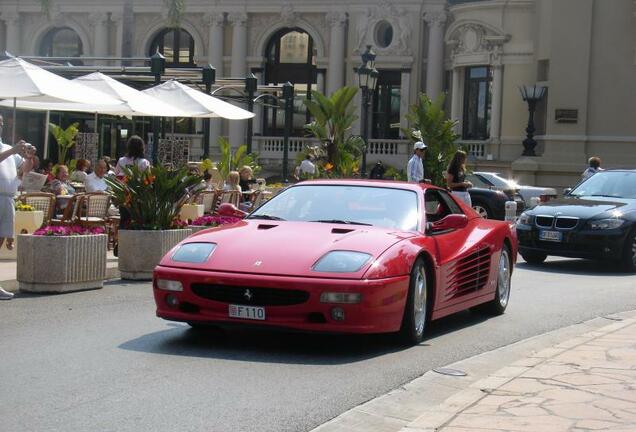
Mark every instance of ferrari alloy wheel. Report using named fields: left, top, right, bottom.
left=479, top=246, right=512, bottom=315
left=399, top=258, right=428, bottom=345
left=620, top=230, right=636, bottom=272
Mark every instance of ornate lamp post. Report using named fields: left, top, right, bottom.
left=245, top=73, right=258, bottom=154
left=201, top=64, right=216, bottom=158
left=519, top=84, right=546, bottom=157
left=150, top=50, right=165, bottom=163
left=355, top=45, right=379, bottom=177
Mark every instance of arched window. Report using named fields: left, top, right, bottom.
left=39, top=27, right=83, bottom=63
left=149, top=28, right=195, bottom=67
left=264, top=28, right=316, bottom=136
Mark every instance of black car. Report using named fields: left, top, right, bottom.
left=468, top=187, right=525, bottom=220
left=516, top=170, right=636, bottom=272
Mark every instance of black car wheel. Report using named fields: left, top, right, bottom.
left=620, top=229, right=636, bottom=273
left=520, top=251, right=548, bottom=265
left=398, top=257, right=429, bottom=345
left=472, top=199, right=493, bottom=219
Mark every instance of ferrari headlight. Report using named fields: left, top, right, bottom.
left=172, top=242, right=217, bottom=263
left=156, top=279, right=183, bottom=292
left=518, top=212, right=533, bottom=225
left=587, top=218, right=625, bottom=230
left=313, top=251, right=372, bottom=273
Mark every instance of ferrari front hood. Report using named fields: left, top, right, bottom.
left=160, top=220, right=416, bottom=278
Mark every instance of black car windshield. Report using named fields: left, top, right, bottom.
left=571, top=171, right=636, bottom=199
left=248, top=185, right=419, bottom=231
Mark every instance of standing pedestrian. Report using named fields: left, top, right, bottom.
left=0, top=114, right=35, bottom=300
left=445, top=150, right=473, bottom=207
left=407, top=141, right=427, bottom=182
left=581, top=156, right=603, bottom=181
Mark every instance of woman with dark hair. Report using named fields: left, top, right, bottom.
left=70, top=158, right=91, bottom=182
left=114, top=135, right=151, bottom=176
left=445, top=150, right=472, bottom=206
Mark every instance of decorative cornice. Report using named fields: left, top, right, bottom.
left=204, top=11, right=225, bottom=27
left=325, top=11, right=347, bottom=28
left=228, top=12, right=248, bottom=26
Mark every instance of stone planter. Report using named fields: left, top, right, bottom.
left=118, top=229, right=192, bottom=280
left=17, top=234, right=108, bottom=293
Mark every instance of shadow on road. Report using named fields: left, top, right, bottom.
left=118, top=309, right=495, bottom=364
left=516, top=257, right=632, bottom=277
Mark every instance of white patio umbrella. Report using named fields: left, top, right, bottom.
left=142, top=80, right=255, bottom=120
left=0, top=58, right=123, bottom=143
left=0, top=72, right=190, bottom=117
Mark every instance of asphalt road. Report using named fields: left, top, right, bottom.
left=1, top=257, right=636, bottom=432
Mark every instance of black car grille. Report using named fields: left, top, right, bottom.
left=190, top=283, right=310, bottom=306
left=535, top=215, right=554, bottom=228
left=555, top=217, right=578, bottom=229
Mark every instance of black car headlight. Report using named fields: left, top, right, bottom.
left=587, top=218, right=626, bottom=230
left=171, top=243, right=217, bottom=263
left=313, top=251, right=372, bottom=273
left=518, top=212, right=533, bottom=225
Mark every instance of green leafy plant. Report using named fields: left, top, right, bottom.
left=165, top=0, right=186, bottom=28
left=200, top=158, right=214, bottom=174
left=384, top=165, right=407, bottom=181
left=403, top=93, right=459, bottom=187
left=49, top=122, right=79, bottom=165
left=215, top=136, right=260, bottom=179
left=303, top=87, right=364, bottom=176
left=104, top=165, right=203, bottom=230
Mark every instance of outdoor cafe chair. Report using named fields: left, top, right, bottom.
left=50, top=193, right=84, bottom=226
left=17, top=192, right=55, bottom=227
left=218, top=190, right=241, bottom=208
left=192, top=190, right=220, bottom=214
left=77, top=192, right=111, bottom=229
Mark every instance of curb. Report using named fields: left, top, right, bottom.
left=2, top=266, right=122, bottom=293
left=311, top=309, right=636, bottom=432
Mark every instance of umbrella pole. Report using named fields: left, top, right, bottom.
left=43, top=111, right=50, bottom=159
left=12, top=97, right=16, bottom=144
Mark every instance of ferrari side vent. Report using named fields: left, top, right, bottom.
left=257, top=224, right=278, bottom=230
left=446, top=247, right=491, bottom=299
left=331, top=228, right=355, bottom=234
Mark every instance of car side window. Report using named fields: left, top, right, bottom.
left=424, top=189, right=463, bottom=222
left=466, top=173, right=491, bottom=188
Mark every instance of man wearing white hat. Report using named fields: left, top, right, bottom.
left=407, top=141, right=427, bottom=182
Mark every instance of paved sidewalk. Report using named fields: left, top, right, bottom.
left=404, top=317, right=636, bottom=431
left=313, top=311, right=636, bottom=432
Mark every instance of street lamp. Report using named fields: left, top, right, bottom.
left=245, top=73, right=258, bottom=155
left=519, top=84, right=546, bottom=157
left=282, top=82, right=294, bottom=182
left=201, top=64, right=216, bottom=158
left=150, top=50, right=165, bottom=163
left=355, top=45, right=379, bottom=177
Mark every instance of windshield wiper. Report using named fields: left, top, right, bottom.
left=249, top=214, right=286, bottom=221
left=310, top=219, right=372, bottom=226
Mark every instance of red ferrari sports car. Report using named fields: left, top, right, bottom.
left=153, top=180, right=517, bottom=345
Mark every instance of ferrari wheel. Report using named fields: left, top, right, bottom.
left=480, top=246, right=512, bottom=315
left=620, top=229, right=636, bottom=273
left=399, top=257, right=428, bottom=345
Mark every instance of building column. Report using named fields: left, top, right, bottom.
left=207, top=12, right=225, bottom=154
left=228, top=12, right=248, bottom=148
left=490, top=63, right=504, bottom=158
left=111, top=11, right=124, bottom=62
left=3, top=12, right=20, bottom=55
left=423, top=11, right=447, bottom=100
left=400, top=70, right=411, bottom=136
left=326, top=12, right=347, bottom=96
left=450, top=67, right=462, bottom=134
left=89, top=12, right=109, bottom=64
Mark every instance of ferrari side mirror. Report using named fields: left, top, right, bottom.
left=429, top=214, right=468, bottom=232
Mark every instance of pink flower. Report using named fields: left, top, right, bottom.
left=33, top=225, right=106, bottom=237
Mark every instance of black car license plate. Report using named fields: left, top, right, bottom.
left=539, top=230, right=562, bottom=242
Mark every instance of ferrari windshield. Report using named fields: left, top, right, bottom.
left=249, top=185, right=419, bottom=231
left=571, top=171, right=636, bottom=199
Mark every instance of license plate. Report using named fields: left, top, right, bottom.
left=229, top=304, right=265, bottom=321
left=539, top=230, right=562, bottom=242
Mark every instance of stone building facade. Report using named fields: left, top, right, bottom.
left=1, top=0, right=635, bottom=186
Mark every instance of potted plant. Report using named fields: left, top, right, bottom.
left=15, top=202, right=44, bottom=234
left=189, top=215, right=243, bottom=234
left=105, top=165, right=202, bottom=280
left=17, top=225, right=107, bottom=293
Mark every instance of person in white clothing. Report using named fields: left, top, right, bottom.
left=581, top=156, right=603, bottom=181
left=299, top=155, right=316, bottom=175
left=85, top=160, right=109, bottom=193
left=114, top=135, right=150, bottom=176
left=0, top=114, right=35, bottom=300
left=407, top=141, right=427, bottom=182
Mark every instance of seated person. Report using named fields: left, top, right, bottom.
left=70, top=159, right=90, bottom=183
left=295, top=155, right=316, bottom=179
left=223, top=171, right=241, bottom=192
left=238, top=166, right=257, bottom=201
left=47, top=165, right=76, bottom=196
left=39, top=159, right=55, bottom=182
left=369, top=161, right=386, bottom=180
left=85, top=159, right=109, bottom=193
